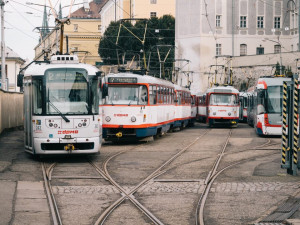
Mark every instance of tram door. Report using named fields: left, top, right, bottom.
left=239, top=96, right=243, bottom=120
left=24, top=78, right=33, bottom=152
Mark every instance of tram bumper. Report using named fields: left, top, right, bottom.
left=33, top=137, right=101, bottom=154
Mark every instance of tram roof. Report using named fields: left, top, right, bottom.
left=256, top=76, right=291, bottom=89
left=24, top=61, right=99, bottom=77
left=105, top=73, right=175, bottom=87
left=206, top=85, right=239, bottom=94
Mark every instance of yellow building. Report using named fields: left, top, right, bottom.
left=100, top=0, right=175, bottom=34
left=34, top=0, right=107, bottom=66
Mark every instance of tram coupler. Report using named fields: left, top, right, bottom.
left=116, top=132, right=123, bottom=138
left=64, top=144, right=75, bottom=151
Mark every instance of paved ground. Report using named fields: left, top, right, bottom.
left=0, top=124, right=300, bottom=225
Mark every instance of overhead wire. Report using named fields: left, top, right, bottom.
left=8, top=2, right=36, bottom=28
left=5, top=20, right=39, bottom=41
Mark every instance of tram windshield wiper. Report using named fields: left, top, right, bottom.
left=48, top=100, right=70, bottom=123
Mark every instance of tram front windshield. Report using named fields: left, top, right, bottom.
left=209, top=94, right=237, bottom=105
left=106, top=85, right=148, bottom=105
left=266, top=86, right=282, bottom=114
left=33, top=69, right=99, bottom=115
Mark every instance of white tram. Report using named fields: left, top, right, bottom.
left=197, top=85, right=240, bottom=127
left=102, top=72, right=195, bottom=140
left=253, top=76, right=291, bottom=136
left=20, top=55, right=102, bottom=154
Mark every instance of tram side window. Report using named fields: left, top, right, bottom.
left=149, top=85, right=157, bottom=105
left=177, top=91, right=182, bottom=105
left=33, top=79, right=43, bottom=115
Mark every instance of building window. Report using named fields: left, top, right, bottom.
left=150, top=0, right=157, bottom=4
left=257, top=16, right=264, bottom=28
left=291, top=44, right=294, bottom=51
left=240, top=16, right=247, bottom=28
left=98, top=25, right=101, bottom=32
left=150, top=12, right=157, bottom=18
left=216, top=15, right=221, bottom=27
left=256, top=46, right=264, bottom=55
left=274, top=17, right=281, bottom=29
left=216, top=43, right=222, bottom=56
left=74, top=24, right=78, bottom=32
left=274, top=45, right=281, bottom=54
left=240, top=44, right=247, bottom=56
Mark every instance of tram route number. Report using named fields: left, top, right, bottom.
left=58, top=130, right=79, bottom=134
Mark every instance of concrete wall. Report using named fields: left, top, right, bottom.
left=0, top=90, right=23, bottom=134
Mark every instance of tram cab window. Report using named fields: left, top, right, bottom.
left=45, top=70, right=90, bottom=115
left=266, top=86, right=282, bottom=114
left=106, top=84, right=148, bottom=105
left=257, top=89, right=266, bottom=115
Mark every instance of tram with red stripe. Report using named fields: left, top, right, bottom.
left=253, top=76, right=291, bottom=136
left=102, top=72, right=193, bottom=140
left=197, top=85, right=240, bottom=127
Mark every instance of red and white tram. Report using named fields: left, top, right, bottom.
left=102, top=73, right=178, bottom=140
left=197, top=85, right=240, bottom=127
left=253, top=76, right=291, bottom=136
left=173, top=85, right=193, bottom=129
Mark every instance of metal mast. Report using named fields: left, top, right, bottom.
left=1, top=0, right=5, bottom=90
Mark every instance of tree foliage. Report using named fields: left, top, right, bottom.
left=98, top=15, right=175, bottom=78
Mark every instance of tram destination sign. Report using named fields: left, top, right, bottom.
left=108, top=77, right=137, bottom=83
left=47, top=71, right=86, bottom=82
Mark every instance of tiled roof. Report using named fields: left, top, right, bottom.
left=70, top=0, right=108, bottom=19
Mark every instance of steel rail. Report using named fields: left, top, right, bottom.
left=195, top=129, right=232, bottom=225
left=93, top=129, right=211, bottom=225
left=42, top=162, right=62, bottom=225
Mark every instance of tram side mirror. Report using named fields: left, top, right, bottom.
left=17, top=74, right=24, bottom=87
left=96, top=71, right=102, bottom=77
left=102, top=83, right=108, bottom=98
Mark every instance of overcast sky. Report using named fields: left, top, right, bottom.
left=3, top=0, right=83, bottom=61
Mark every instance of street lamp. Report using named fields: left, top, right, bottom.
left=263, top=37, right=283, bottom=75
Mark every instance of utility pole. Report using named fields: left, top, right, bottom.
left=232, top=0, right=234, bottom=56
left=299, top=0, right=300, bottom=51
left=0, top=0, right=5, bottom=90
left=114, top=0, right=116, bottom=22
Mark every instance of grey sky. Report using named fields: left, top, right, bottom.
left=3, top=0, right=83, bottom=61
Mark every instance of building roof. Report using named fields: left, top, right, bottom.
left=70, top=0, right=108, bottom=19
left=0, top=47, right=26, bottom=64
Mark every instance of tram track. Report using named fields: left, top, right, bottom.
left=195, top=133, right=282, bottom=225
left=92, top=129, right=211, bottom=225
left=41, top=127, right=280, bottom=225
left=40, top=142, right=145, bottom=225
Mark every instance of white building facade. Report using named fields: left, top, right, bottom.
left=0, top=47, right=26, bottom=92
left=176, top=0, right=300, bottom=92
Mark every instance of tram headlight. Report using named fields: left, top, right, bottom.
left=105, top=116, right=111, bottom=122
left=213, top=112, right=216, bottom=115
left=131, top=116, right=136, bottom=122
left=228, top=112, right=231, bottom=116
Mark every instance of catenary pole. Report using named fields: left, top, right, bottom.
left=1, top=0, right=5, bottom=90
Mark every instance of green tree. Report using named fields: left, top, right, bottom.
left=98, top=15, right=175, bottom=78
